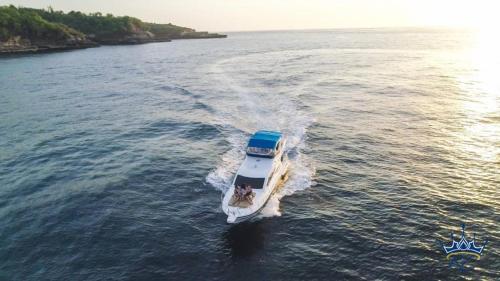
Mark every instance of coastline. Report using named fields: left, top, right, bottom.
left=0, top=37, right=98, bottom=55
left=0, top=35, right=226, bottom=56
left=0, top=6, right=227, bottom=56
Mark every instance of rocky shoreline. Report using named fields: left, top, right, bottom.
left=0, top=33, right=226, bottom=55
left=0, top=36, right=97, bottom=54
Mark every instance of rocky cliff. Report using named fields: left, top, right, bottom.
left=0, top=6, right=226, bottom=55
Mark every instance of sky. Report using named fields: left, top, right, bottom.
left=0, top=0, right=498, bottom=32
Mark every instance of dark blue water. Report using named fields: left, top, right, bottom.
left=1, top=29, right=499, bottom=280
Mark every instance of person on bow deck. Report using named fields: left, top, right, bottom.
left=243, top=184, right=253, bottom=204
left=235, top=184, right=244, bottom=200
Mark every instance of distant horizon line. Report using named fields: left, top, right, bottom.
left=219, top=26, right=477, bottom=33
left=1, top=4, right=479, bottom=34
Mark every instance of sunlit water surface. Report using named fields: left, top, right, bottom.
left=0, top=29, right=498, bottom=280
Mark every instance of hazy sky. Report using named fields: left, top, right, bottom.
left=0, top=0, right=498, bottom=31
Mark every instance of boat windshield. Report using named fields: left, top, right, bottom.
left=246, top=147, right=275, bottom=157
left=234, top=175, right=265, bottom=189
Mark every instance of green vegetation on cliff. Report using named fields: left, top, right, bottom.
left=0, top=5, right=84, bottom=42
left=146, top=23, right=194, bottom=39
left=26, top=7, right=151, bottom=41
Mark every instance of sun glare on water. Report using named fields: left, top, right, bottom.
left=454, top=25, right=500, bottom=163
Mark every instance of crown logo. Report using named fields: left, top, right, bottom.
left=442, top=224, right=488, bottom=260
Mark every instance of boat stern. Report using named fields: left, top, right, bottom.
left=227, top=212, right=237, bottom=224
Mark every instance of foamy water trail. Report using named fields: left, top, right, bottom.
left=205, top=52, right=317, bottom=218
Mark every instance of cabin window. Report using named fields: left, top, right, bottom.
left=234, top=175, right=265, bottom=189
left=247, top=147, right=273, bottom=156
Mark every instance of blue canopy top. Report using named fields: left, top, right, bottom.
left=247, top=130, right=282, bottom=149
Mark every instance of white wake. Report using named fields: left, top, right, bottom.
left=205, top=51, right=317, bottom=218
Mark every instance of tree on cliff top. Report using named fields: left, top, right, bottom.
left=0, top=5, right=83, bottom=42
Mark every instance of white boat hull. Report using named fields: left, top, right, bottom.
left=222, top=159, right=289, bottom=224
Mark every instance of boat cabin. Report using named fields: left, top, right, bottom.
left=246, top=130, right=283, bottom=158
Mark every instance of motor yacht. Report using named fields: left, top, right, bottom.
left=222, top=130, right=289, bottom=223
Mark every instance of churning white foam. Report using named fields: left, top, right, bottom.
left=205, top=51, right=317, bottom=218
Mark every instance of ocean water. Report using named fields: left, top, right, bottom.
left=0, top=29, right=498, bottom=280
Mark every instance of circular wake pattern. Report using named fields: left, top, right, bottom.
left=205, top=51, right=317, bottom=217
